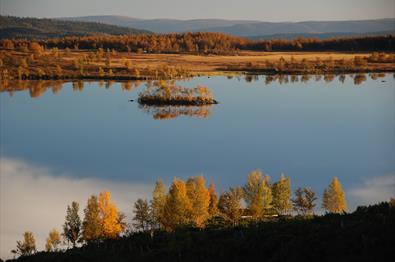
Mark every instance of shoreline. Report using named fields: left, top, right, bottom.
left=1, top=50, right=394, bottom=81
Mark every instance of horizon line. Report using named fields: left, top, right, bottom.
left=1, top=14, right=394, bottom=24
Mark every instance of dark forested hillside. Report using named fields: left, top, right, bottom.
left=7, top=202, right=395, bottom=262
left=17, top=33, right=395, bottom=53
left=0, top=16, right=151, bottom=39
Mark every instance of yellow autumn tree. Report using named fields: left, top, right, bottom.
left=82, top=195, right=102, bottom=242
left=208, top=182, right=219, bottom=216
left=45, top=229, right=61, bottom=252
left=322, top=177, right=347, bottom=213
left=243, top=170, right=272, bottom=218
left=162, top=178, right=192, bottom=231
left=272, top=174, right=292, bottom=215
left=151, top=179, right=167, bottom=229
left=98, top=191, right=122, bottom=238
left=186, top=176, right=210, bottom=227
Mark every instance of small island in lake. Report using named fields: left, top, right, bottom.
left=138, top=83, right=218, bottom=106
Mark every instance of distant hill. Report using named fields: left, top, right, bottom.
left=0, top=16, right=151, bottom=39
left=60, top=15, right=260, bottom=33
left=248, top=30, right=395, bottom=40
left=62, top=16, right=395, bottom=37
left=202, top=19, right=395, bottom=37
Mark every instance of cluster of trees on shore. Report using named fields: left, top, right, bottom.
left=1, top=33, right=394, bottom=54
left=224, top=53, right=395, bottom=75
left=12, top=171, right=348, bottom=258
left=0, top=33, right=393, bottom=81
left=0, top=43, right=193, bottom=81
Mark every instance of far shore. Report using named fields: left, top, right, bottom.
left=1, top=49, right=395, bottom=81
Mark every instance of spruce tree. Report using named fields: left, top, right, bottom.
left=133, top=198, right=152, bottom=231
left=62, top=201, right=81, bottom=248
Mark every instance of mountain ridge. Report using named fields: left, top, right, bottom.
left=61, top=15, right=395, bottom=36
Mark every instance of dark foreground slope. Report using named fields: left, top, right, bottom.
left=9, top=202, right=395, bottom=262
left=0, top=16, right=150, bottom=39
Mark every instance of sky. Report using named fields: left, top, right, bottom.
left=1, top=0, right=394, bottom=21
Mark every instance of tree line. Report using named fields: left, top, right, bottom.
left=1, top=33, right=394, bottom=54
left=9, top=201, right=394, bottom=262
left=12, top=171, right=348, bottom=257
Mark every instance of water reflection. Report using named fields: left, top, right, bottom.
left=241, top=72, right=392, bottom=85
left=0, top=73, right=393, bottom=99
left=0, top=80, right=142, bottom=98
left=138, top=104, right=212, bottom=120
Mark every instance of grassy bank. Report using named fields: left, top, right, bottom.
left=7, top=201, right=394, bottom=262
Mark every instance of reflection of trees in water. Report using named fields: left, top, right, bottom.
left=369, top=73, right=386, bottom=80
left=338, top=74, right=346, bottom=83
left=323, top=74, right=335, bottom=83
left=1, top=80, right=142, bottom=98
left=0, top=73, right=388, bottom=98
left=353, top=74, right=367, bottom=85
left=260, top=73, right=373, bottom=85
left=72, top=81, right=84, bottom=92
left=139, top=105, right=212, bottom=120
left=301, top=74, right=311, bottom=83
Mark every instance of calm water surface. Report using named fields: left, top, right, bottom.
left=1, top=74, right=394, bottom=205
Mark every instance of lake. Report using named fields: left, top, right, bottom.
left=0, top=73, right=394, bottom=257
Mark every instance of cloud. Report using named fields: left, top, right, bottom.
left=0, top=157, right=152, bottom=260
left=349, top=175, right=395, bottom=210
